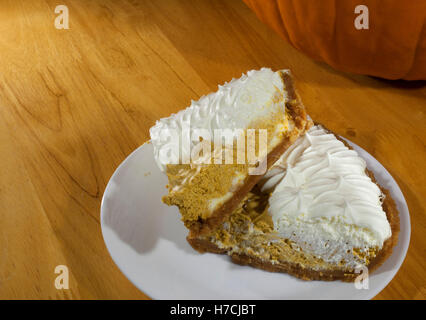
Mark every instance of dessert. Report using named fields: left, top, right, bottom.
left=188, top=125, right=399, bottom=281
left=150, top=68, right=309, bottom=236
left=149, top=67, right=399, bottom=281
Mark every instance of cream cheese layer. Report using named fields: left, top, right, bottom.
left=149, top=68, right=289, bottom=171
left=262, top=125, right=392, bottom=268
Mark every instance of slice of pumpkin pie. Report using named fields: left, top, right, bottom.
left=150, top=68, right=309, bottom=236
left=188, top=124, right=399, bottom=281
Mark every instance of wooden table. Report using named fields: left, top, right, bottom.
left=0, top=0, right=424, bottom=300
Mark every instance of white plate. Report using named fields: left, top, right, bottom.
left=101, top=139, right=410, bottom=300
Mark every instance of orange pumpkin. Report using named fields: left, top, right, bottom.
left=243, top=0, right=426, bottom=80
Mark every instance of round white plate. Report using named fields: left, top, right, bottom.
left=101, top=139, right=410, bottom=300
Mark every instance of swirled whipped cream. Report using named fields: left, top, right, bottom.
left=149, top=68, right=289, bottom=171
left=261, top=125, right=392, bottom=268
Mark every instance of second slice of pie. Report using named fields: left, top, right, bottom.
left=188, top=124, right=399, bottom=281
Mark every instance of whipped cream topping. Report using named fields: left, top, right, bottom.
left=262, top=125, right=391, bottom=266
left=149, top=68, right=289, bottom=171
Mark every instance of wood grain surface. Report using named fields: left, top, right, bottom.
left=0, top=0, right=424, bottom=300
